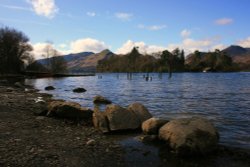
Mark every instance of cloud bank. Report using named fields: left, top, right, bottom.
left=116, top=40, right=166, bottom=54
left=237, top=36, right=250, bottom=48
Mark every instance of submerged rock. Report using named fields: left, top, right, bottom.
left=47, top=100, right=93, bottom=120
left=159, top=117, right=219, bottom=155
left=142, top=118, right=169, bottom=135
left=93, top=95, right=112, bottom=104
left=73, top=87, right=86, bottom=93
left=45, top=86, right=55, bottom=91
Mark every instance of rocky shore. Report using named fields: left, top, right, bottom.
left=0, top=81, right=124, bottom=167
left=0, top=79, right=250, bottom=167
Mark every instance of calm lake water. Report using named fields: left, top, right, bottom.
left=25, top=73, right=250, bottom=149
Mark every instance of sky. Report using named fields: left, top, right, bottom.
left=1, top=0, right=250, bottom=59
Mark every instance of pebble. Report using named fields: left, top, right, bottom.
left=86, top=139, right=96, bottom=146
left=36, top=116, right=46, bottom=120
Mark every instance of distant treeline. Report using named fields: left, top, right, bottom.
left=97, top=47, right=185, bottom=72
left=97, top=47, right=238, bottom=73
left=185, top=50, right=235, bottom=72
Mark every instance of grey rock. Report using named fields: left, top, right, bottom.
left=159, top=117, right=219, bottom=155
left=128, top=102, right=152, bottom=124
left=93, top=95, right=112, bottom=104
left=93, top=110, right=110, bottom=133
left=142, top=117, right=168, bottom=135
left=105, top=104, right=140, bottom=131
left=47, top=100, right=93, bottom=120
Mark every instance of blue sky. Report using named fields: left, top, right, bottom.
left=0, top=0, right=250, bottom=59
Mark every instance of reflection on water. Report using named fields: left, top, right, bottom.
left=25, top=73, right=250, bottom=149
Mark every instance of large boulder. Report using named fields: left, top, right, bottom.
left=93, top=95, right=112, bottom=104
left=128, top=103, right=152, bottom=123
left=142, top=118, right=169, bottom=135
left=105, top=104, right=140, bottom=131
left=47, top=100, right=93, bottom=120
left=159, top=117, right=219, bottom=155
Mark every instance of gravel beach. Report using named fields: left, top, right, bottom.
left=0, top=81, right=124, bottom=167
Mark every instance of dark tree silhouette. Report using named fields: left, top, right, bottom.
left=161, top=50, right=174, bottom=78
left=0, top=27, right=33, bottom=74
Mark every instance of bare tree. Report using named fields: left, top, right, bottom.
left=41, top=42, right=67, bottom=74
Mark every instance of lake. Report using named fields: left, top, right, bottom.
left=25, top=73, right=250, bottom=149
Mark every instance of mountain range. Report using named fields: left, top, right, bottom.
left=34, top=45, right=250, bottom=72
left=36, top=49, right=114, bottom=72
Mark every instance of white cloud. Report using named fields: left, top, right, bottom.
left=116, top=37, right=225, bottom=55
left=116, top=40, right=166, bottom=54
left=215, top=18, right=233, bottom=25
left=31, top=42, right=55, bottom=60
left=115, top=12, right=133, bottom=21
left=181, top=29, right=191, bottom=38
left=166, top=38, right=225, bottom=54
left=86, top=12, right=96, bottom=17
left=138, top=24, right=167, bottom=31
left=237, top=36, right=250, bottom=48
left=58, top=44, right=67, bottom=49
left=32, top=38, right=109, bottom=59
left=27, top=0, right=58, bottom=18
left=211, top=44, right=226, bottom=51
left=70, top=38, right=108, bottom=53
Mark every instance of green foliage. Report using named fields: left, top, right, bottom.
left=97, top=47, right=185, bottom=73
left=187, top=49, right=233, bottom=72
left=0, top=26, right=33, bottom=74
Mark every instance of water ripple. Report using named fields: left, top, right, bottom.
left=25, top=73, right=250, bottom=149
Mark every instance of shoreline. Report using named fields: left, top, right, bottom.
left=0, top=81, right=124, bottom=167
left=0, top=80, right=250, bottom=167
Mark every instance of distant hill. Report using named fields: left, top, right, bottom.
left=63, top=52, right=94, bottom=61
left=67, top=49, right=114, bottom=72
left=34, top=49, right=115, bottom=72
left=222, top=46, right=250, bottom=69
left=222, top=45, right=249, bottom=56
left=29, top=45, right=250, bottom=73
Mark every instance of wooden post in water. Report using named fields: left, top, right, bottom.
left=159, top=72, right=162, bottom=79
